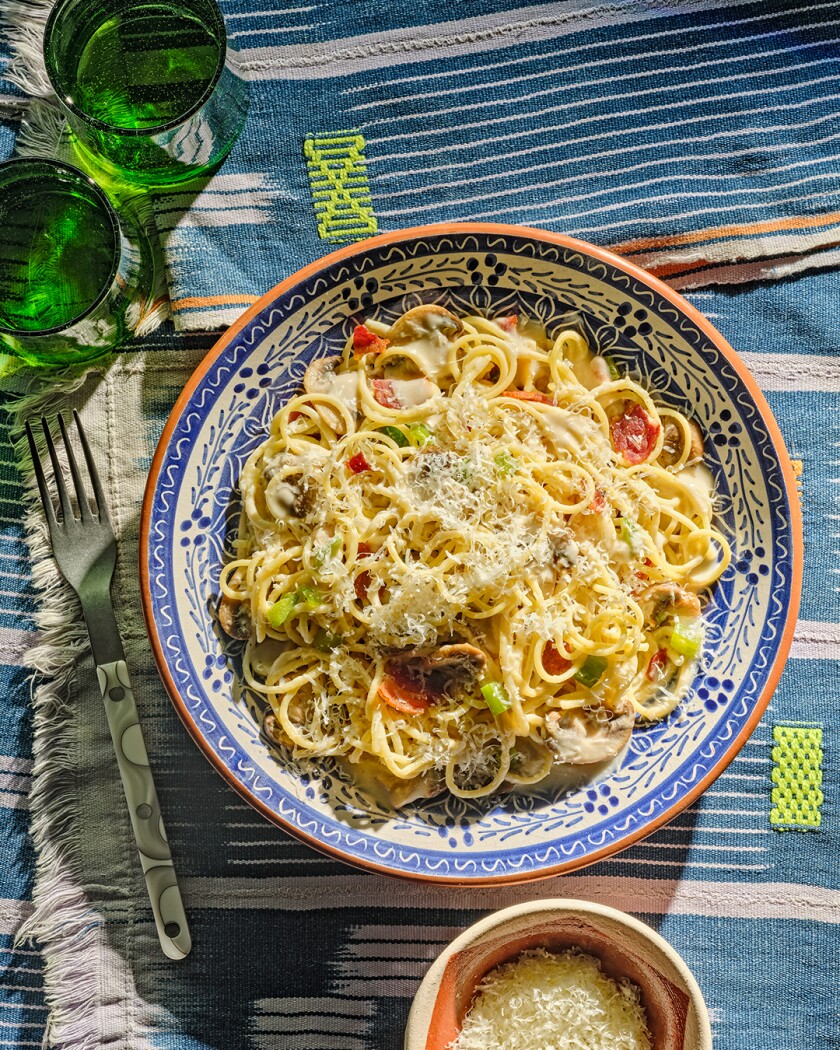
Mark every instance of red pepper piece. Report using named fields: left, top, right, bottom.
left=353, top=324, right=389, bottom=357
left=347, top=452, right=372, bottom=474
left=543, top=640, right=572, bottom=676
left=610, top=401, right=660, bottom=464
left=503, top=389, right=554, bottom=405
left=378, top=674, right=431, bottom=715
left=646, top=649, right=670, bottom=682
left=372, top=378, right=402, bottom=409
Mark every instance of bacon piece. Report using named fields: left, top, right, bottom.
left=498, top=314, right=518, bottom=332
left=543, top=641, right=572, bottom=676
left=378, top=673, right=431, bottom=715
left=589, top=489, right=607, bottom=514
left=354, top=570, right=372, bottom=602
left=503, top=389, right=554, bottom=405
left=372, top=378, right=402, bottom=409
left=353, top=324, right=389, bottom=357
left=610, top=401, right=660, bottom=464
left=646, top=649, right=670, bottom=682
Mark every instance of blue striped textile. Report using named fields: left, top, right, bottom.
left=0, top=2, right=838, bottom=1049
left=154, top=0, right=840, bottom=329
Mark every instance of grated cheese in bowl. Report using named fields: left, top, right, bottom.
left=448, top=947, right=652, bottom=1050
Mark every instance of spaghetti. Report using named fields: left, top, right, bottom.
left=219, top=306, right=729, bottom=803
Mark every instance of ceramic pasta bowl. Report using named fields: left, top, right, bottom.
left=140, top=222, right=802, bottom=884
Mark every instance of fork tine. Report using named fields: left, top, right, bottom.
left=57, top=414, right=92, bottom=523
left=25, top=421, right=57, bottom=530
left=41, top=417, right=73, bottom=524
left=72, top=411, right=110, bottom=524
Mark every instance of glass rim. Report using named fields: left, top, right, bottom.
left=0, top=157, right=122, bottom=338
left=43, top=0, right=229, bottom=138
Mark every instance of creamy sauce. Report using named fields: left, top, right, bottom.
left=676, top=461, right=715, bottom=517
left=323, top=370, right=360, bottom=413
left=389, top=377, right=437, bottom=408
left=390, top=310, right=457, bottom=382
left=540, top=406, right=597, bottom=457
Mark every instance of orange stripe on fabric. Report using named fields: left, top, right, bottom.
left=643, top=258, right=713, bottom=279
left=171, top=294, right=260, bottom=312
left=613, top=210, right=840, bottom=255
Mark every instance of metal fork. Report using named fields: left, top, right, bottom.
left=25, top=412, right=191, bottom=961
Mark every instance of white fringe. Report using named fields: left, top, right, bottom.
left=1, top=0, right=55, bottom=98
left=15, top=99, right=68, bottom=160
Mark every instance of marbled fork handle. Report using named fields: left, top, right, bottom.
left=25, top=412, right=191, bottom=961
left=96, top=660, right=191, bottom=961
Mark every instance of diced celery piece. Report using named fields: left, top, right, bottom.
left=313, top=628, right=341, bottom=652
left=669, top=617, right=703, bottom=658
left=266, top=592, right=297, bottom=629
left=494, top=451, right=518, bottom=475
left=574, top=655, right=608, bottom=687
left=480, top=680, right=512, bottom=715
left=296, top=585, right=325, bottom=608
left=377, top=425, right=409, bottom=448
left=313, top=536, right=341, bottom=567
left=605, top=356, right=620, bottom=380
left=619, top=517, right=644, bottom=556
left=408, top=422, right=435, bottom=448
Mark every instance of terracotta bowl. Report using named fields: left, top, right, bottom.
left=404, top=899, right=712, bottom=1050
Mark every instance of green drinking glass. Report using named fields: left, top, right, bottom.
left=0, top=158, right=155, bottom=366
left=43, top=0, right=249, bottom=187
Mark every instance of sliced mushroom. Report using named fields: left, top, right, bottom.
left=263, top=711, right=289, bottom=748
left=386, top=642, right=487, bottom=699
left=387, top=305, right=464, bottom=344
left=216, top=571, right=249, bottom=634
left=505, top=737, right=554, bottom=785
left=639, top=581, right=701, bottom=628
left=303, top=355, right=356, bottom=432
left=544, top=701, right=634, bottom=766
left=658, top=417, right=704, bottom=468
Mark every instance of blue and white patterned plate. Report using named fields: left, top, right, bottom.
left=141, top=223, right=802, bottom=884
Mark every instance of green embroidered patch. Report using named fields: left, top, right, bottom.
left=770, top=723, right=824, bottom=830
left=303, top=130, right=377, bottom=244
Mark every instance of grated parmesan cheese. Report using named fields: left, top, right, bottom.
left=449, top=947, right=652, bottom=1050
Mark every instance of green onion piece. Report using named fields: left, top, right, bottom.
left=313, top=628, right=341, bottom=652
left=454, top=459, right=474, bottom=485
left=494, top=451, right=518, bottom=475
left=619, top=517, right=644, bottom=556
left=266, top=592, right=298, bottom=629
left=377, top=425, right=409, bottom=448
left=669, top=617, right=703, bottom=658
left=480, top=680, right=512, bottom=715
left=604, top=355, right=620, bottom=380
left=296, top=585, right=325, bottom=608
left=574, top=655, right=608, bottom=687
left=408, top=422, right=435, bottom=448
left=313, top=536, right=341, bottom=567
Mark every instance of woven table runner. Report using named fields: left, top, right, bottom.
left=0, top=2, right=838, bottom=1048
